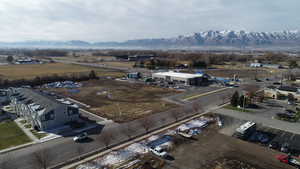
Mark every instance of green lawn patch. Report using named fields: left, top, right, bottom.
left=24, top=123, right=32, bottom=129
left=19, top=120, right=27, bottom=124
left=0, top=120, right=31, bottom=150
left=30, top=129, right=48, bottom=139
left=224, top=105, right=252, bottom=112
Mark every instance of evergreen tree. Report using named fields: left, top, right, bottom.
left=89, top=70, right=97, bottom=79
left=238, top=95, right=245, bottom=107
left=231, top=91, right=239, bottom=107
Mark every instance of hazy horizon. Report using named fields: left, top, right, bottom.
left=0, top=0, right=299, bottom=42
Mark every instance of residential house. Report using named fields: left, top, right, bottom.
left=264, top=86, right=300, bottom=100
left=8, top=88, right=79, bottom=131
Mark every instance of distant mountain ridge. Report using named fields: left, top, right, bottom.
left=1, top=30, right=300, bottom=48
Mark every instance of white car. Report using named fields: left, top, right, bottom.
left=149, top=146, right=167, bottom=157
left=73, top=132, right=88, bottom=142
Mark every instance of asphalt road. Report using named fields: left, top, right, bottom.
left=0, top=87, right=235, bottom=169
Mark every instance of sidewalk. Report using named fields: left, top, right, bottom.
left=67, top=97, right=91, bottom=108
left=14, top=119, right=38, bottom=142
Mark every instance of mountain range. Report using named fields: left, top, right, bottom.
left=1, top=30, right=300, bottom=48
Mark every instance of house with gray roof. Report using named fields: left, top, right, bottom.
left=8, top=88, right=79, bottom=131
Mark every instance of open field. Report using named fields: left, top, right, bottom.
left=97, top=61, right=135, bottom=68
left=49, top=80, right=179, bottom=122
left=0, top=120, right=31, bottom=150
left=164, top=126, right=293, bottom=169
left=204, top=68, right=275, bottom=79
left=0, top=63, right=125, bottom=80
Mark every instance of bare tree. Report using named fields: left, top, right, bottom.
left=122, top=123, right=135, bottom=140
left=221, top=95, right=227, bottom=104
left=170, top=109, right=181, bottom=122
left=191, top=102, right=203, bottom=114
left=98, top=130, right=114, bottom=149
left=32, top=148, right=53, bottom=169
left=76, top=144, right=84, bottom=160
left=243, top=84, right=260, bottom=104
left=139, top=116, right=153, bottom=133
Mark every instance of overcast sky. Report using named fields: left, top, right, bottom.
left=0, top=0, right=299, bottom=42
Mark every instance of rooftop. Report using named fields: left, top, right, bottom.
left=153, top=71, right=203, bottom=79
left=236, top=121, right=256, bottom=134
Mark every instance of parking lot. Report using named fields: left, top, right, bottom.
left=220, top=114, right=300, bottom=157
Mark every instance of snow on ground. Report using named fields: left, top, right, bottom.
left=125, top=143, right=148, bottom=154
left=177, top=117, right=212, bottom=132
left=96, top=150, right=137, bottom=167
left=76, top=116, right=213, bottom=169
left=147, top=135, right=160, bottom=142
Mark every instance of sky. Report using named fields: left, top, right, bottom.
left=0, top=0, right=299, bottom=42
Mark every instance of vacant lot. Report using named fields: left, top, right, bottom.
left=0, top=120, right=31, bottom=150
left=164, top=126, right=292, bottom=169
left=0, top=63, right=125, bottom=80
left=205, top=69, right=272, bottom=79
left=98, top=61, right=135, bottom=68
left=49, top=80, right=179, bottom=122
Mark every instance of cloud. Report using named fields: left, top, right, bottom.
left=0, top=0, right=298, bottom=42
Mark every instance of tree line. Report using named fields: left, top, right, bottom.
left=0, top=70, right=97, bottom=88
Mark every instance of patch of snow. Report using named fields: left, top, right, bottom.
left=125, top=143, right=148, bottom=154
left=147, top=135, right=160, bottom=142
left=97, top=150, right=137, bottom=167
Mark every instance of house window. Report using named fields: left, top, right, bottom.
left=67, top=107, right=79, bottom=116
left=44, top=111, right=55, bottom=121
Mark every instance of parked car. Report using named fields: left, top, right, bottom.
left=149, top=146, right=167, bottom=157
left=248, top=132, right=269, bottom=144
left=269, top=141, right=280, bottom=150
left=276, top=154, right=300, bottom=168
left=276, top=113, right=295, bottom=120
left=281, top=142, right=290, bottom=153
left=285, top=109, right=296, bottom=116
left=73, top=132, right=88, bottom=142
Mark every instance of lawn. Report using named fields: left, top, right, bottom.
left=48, top=79, right=179, bottom=122
left=30, top=129, right=48, bottom=139
left=0, top=63, right=125, bottom=80
left=0, top=120, right=31, bottom=150
left=224, top=105, right=252, bottom=113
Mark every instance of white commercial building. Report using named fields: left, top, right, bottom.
left=152, top=71, right=209, bottom=86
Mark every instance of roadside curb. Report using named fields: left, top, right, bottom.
left=0, top=142, right=35, bottom=154
left=183, top=87, right=230, bottom=101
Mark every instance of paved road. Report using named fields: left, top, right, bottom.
left=0, top=87, right=235, bottom=169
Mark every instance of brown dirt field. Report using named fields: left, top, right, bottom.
left=0, top=63, right=124, bottom=80
left=98, top=61, right=135, bottom=68
left=164, top=126, right=294, bottom=169
left=50, top=79, right=179, bottom=122
left=204, top=69, right=273, bottom=79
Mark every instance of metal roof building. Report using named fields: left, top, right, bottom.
left=152, top=71, right=209, bottom=86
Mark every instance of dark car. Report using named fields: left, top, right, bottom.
left=269, top=141, right=280, bottom=150
left=281, top=143, right=290, bottom=153
left=285, top=109, right=296, bottom=115
left=273, top=82, right=281, bottom=85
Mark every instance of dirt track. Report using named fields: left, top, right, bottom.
left=163, top=126, right=294, bottom=169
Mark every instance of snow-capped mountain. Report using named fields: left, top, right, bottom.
left=0, top=30, right=299, bottom=48
left=120, top=30, right=300, bottom=47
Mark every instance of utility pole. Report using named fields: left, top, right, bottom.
left=243, top=94, right=246, bottom=112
